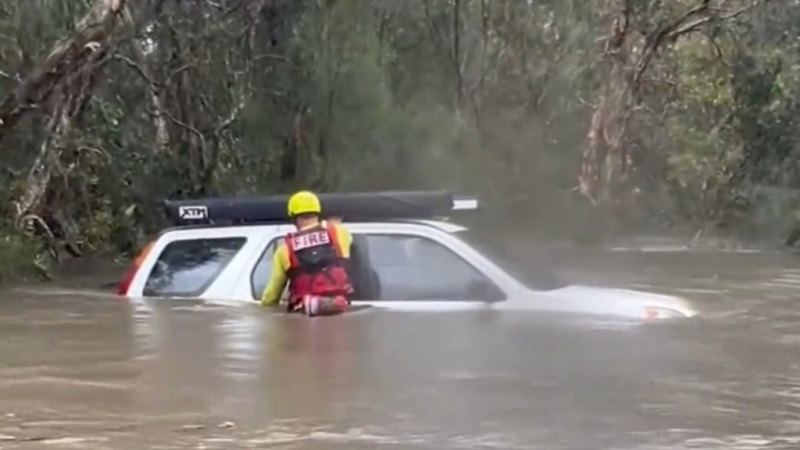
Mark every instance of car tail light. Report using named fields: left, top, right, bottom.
left=116, top=240, right=155, bottom=297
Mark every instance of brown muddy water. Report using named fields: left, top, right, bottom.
left=3, top=248, right=800, bottom=449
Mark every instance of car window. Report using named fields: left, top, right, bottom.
left=143, top=237, right=246, bottom=297
left=363, top=234, right=504, bottom=301
left=250, top=237, right=282, bottom=300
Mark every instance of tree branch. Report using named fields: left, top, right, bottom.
left=0, top=69, right=18, bottom=82
left=163, top=109, right=205, bottom=149
left=669, top=0, right=765, bottom=39
left=113, top=53, right=155, bottom=86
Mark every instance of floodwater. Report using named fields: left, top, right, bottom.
left=3, top=248, right=800, bottom=449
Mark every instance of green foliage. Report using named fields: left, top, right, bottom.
left=0, top=0, right=796, bottom=281
left=0, top=230, right=52, bottom=282
left=662, top=37, right=741, bottom=220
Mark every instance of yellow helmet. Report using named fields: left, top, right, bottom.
left=287, top=190, right=321, bottom=217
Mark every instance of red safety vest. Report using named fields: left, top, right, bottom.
left=285, top=224, right=353, bottom=309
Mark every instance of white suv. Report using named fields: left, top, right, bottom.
left=117, top=192, right=698, bottom=322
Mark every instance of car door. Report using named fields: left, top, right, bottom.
left=351, top=231, right=506, bottom=310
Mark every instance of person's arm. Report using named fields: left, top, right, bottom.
left=260, top=244, right=289, bottom=306
left=332, top=223, right=352, bottom=258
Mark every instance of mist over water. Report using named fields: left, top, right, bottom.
left=2, top=248, right=800, bottom=449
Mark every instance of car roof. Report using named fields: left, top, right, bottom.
left=155, top=219, right=468, bottom=238
left=395, top=219, right=468, bottom=233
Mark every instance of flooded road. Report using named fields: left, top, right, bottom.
left=3, top=249, right=800, bottom=449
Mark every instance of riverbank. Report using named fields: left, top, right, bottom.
left=0, top=230, right=129, bottom=288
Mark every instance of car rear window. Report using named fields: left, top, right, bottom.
left=143, top=237, right=247, bottom=297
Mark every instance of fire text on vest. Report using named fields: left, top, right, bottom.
left=291, top=230, right=331, bottom=251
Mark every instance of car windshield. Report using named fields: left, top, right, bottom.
left=453, top=230, right=569, bottom=291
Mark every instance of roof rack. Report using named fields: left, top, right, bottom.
left=163, top=190, right=479, bottom=226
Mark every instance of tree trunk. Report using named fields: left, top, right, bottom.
left=578, top=0, right=742, bottom=206
left=0, top=0, right=128, bottom=146
left=578, top=4, right=632, bottom=205
left=16, top=44, right=117, bottom=221
left=127, top=38, right=170, bottom=154
left=5, top=0, right=128, bottom=260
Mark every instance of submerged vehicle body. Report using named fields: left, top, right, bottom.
left=117, top=191, right=698, bottom=322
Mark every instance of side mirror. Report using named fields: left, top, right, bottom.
left=467, top=279, right=505, bottom=302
